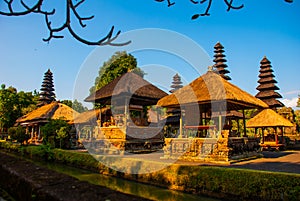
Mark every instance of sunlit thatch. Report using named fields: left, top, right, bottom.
left=157, top=70, right=268, bottom=111
left=16, top=102, right=79, bottom=124
left=246, top=109, right=293, bottom=128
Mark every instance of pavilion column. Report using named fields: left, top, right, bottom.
left=242, top=109, right=247, bottom=137
left=218, top=114, right=222, bottom=133
left=262, top=128, right=265, bottom=144
left=124, top=97, right=129, bottom=127
left=179, top=108, right=185, bottom=138
left=281, top=127, right=285, bottom=144
left=275, top=127, right=278, bottom=145
left=38, top=126, right=41, bottom=139
left=31, top=126, right=34, bottom=139
left=156, top=106, right=160, bottom=124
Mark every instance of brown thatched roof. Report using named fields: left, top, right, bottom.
left=16, top=102, right=79, bottom=124
left=246, top=109, right=293, bottom=128
left=157, top=70, right=268, bottom=111
left=85, top=72, right=168, bottom=106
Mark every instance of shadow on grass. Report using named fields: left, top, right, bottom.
left=231, top=161, right=300, bottom=174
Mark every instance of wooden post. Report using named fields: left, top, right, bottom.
left=262, top=128, right=265, bottom=144
left=124, top=97, right=129, bottom=127
left=179, top=115, right=183, bottom=138
left=275, top=127, right=278, bottom=145
left=281, top=127, right=285, bottom=144
left=218, top=114, right=222, bottom=133
left=242, top=109, right=247, bottom=137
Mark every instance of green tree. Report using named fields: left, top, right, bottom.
left=61, top=99, right=88, bottom=113
left=60, top=100, right=73, bottom=108
left=0, top=84, right=18, bottom=130
left=56, top=126, right=69, bottom=149
left=89, top=51, right=144, bottom=95
left=41, top=119, right=70, bottom=148
left=0, top=84, right=38, bottom=131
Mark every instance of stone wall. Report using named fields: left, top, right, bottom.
left=0, top=152, right=150, bottom=201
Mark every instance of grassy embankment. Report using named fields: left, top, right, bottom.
left=1, top=141, right=300, bottom=201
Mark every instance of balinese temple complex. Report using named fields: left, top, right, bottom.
left=13, top=43, right=294, bottom=163
left=16, top=69, right=79, bottom=144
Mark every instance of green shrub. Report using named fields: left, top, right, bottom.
left=8, top=126, right=30, bottom=144
left=41, top=119, right=70, bottom=148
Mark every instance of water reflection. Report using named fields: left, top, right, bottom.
left=38, top=162, right=220, bottom=201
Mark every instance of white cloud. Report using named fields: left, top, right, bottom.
left=283, top=90, right=300, bottom=95
left=281, top=97, right=298, bottom=109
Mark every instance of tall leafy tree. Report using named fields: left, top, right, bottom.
left=0, top=84, right=38, bottom=131
left=89, top=51, right=144, bottom=94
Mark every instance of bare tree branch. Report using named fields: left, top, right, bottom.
left=0, top=0, right=44, bottom=16
left=155, top=0, right=294, bottom=20
left=154, top=0, right=175, bottom=7
left=0, top=0, right=294, bottom=46
left=0, top=0, right=130, bottom=46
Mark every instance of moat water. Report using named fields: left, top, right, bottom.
left=35, top=161, right=221, bottom=201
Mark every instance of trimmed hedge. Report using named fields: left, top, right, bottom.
left=143, top=165, right=300, bottom=201
left=1, top=141, right=300, bottom=201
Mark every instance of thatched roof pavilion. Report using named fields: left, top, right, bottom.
left=157, top=70, right=268, bottom=110
left=16, top=101, right=79, bottom=143
left=82, top=72, right=168, bottom=153
left=247, top=109, right=293, bottom=128
left=246, top=109, right=293, bottom=150
left=85, top=72, right=168, bottom=105
left=16, top=102, right=79, bottom=125
left=157, top=69, right=268, bottom=137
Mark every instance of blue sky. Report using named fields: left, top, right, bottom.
left=0, top=0, right=299, bottom=109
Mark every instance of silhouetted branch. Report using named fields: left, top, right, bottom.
left=0, top=0, right=294, bottom=46
left=0, top=0, right=44, bottom=16
left=0, top=0, right=130, bottom=46
left=155, top=0, right=292, bottom=20
left=154, top=0, right=175, bottom=7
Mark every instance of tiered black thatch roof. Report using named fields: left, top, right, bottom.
left=85, top=72, right=168, bottom=106
left=213, top=42, right=231, bottom=81
left=170, top=73, right=183, bottom=93
left=255, top=57, right=284, bottom=109
left=38, top=69, right=56, bottom=107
